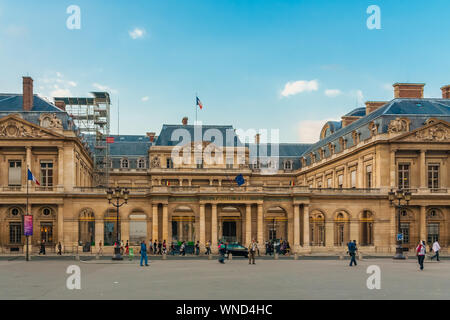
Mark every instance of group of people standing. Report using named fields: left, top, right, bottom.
left=265, top=240, right=291, bottom=256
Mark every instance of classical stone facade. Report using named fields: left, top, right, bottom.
left=0, top=79, right=449, bottom=255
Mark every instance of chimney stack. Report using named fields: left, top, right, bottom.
left=22, top=76, right=33, bottom=111
left=146, top=132, right=156, bottom=142
left=55, top=100, right=66, bottom=111
left=441, top=85, right=450, bottom=99
left=393, top=83, right=425, bottom=99
left=365, top=101, right=388, bottom=115
left=182, top=117, right=188, bottom=126
left=255, top=133, right=260, bottom=144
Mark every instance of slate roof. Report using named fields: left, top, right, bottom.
left=302, top=98, right=450, bottom=166
left=109, top=135, right=152, bottom=156
left=0, top=94, right=63, bottom=112
left=155, top=124, right=243, bottom=147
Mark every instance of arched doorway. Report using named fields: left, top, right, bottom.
left=427, top=208, right=445, bottom=245
left=264, top=206, right=288, bottom=243
left=104, top=210, right=121, bottom=246
left=78, top=208, right=95, bottom=246
left=129, top=210, right=148, bottom=245
left=334, top=211, right=350, bottom=246
left=171, top=206, right=195, bottom=244
left=310, top=211, right=325, bottom=246
left=218, top=206, right=242, bottom=244
left=360, top=210, right=374, bottom=246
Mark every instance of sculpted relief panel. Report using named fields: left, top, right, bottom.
left=414, top=124, right=450, bottom=141
left=39, top=113, right=63, bottom=129
left=388, top=117, right=410, bottom=133
left=0, top=120, right=52, bottom=138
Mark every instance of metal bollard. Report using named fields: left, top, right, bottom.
left=95, top=254, right=100, bottom=260
left=228, top=253, right=232, bottom=260
left=294, top=253, right=299, bottom=260
left=208, top=254, right=212, bottom=260
left=274, top=253, right=279, bottom=260
left=162, top=253, right=167, bottom=260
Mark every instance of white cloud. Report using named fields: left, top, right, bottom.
left=51, top=88, right=72, bottom=97
left=141, top=96, right=149, bottom=102
left=281, top=80, right=318, bottom=97
left=93, top=83, right=118, bottom=94
left=324, top=89, right=342, bottom=97
left=297, top=118, right=339, bottom=143
left=37, top=72, right=77, bottom=98
left=68, top=81, right=77, bottom=87
left=129, top=27, right=146, bottom=39
left=356, top=90, right=364, bottom=105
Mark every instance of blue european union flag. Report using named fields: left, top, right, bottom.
left=235, top=174, right=245, bottom=186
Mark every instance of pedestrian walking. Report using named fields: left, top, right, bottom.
left=218, top=242, right=226, bottom=264
left=162, top=240, right=167, bottom=254
left=158, top=241, right=162, bottom=255
left=431, top=240, right=441, bottom=261
left=149, top=239, right=153, bottom=254
left=248, top=239, right=258, bottom=265
left=286, top=241, right=291, bottom=256
left=125, top=240, right=129, bottom=255
left=98, top=240, right=103, bottom=256
left=153, top=240, right=157, bottom=255
left=39, top=240, right=46, bottom=255
left=416, top=240, right=426, bottom=270
left=347, top=240, right=357, bottom=266
left=170, top=242, right=176, bottom=255
left=205, top=240, right=211, bottom=255
left=256, top=241, right=260, bottom=256
left=180, top=241, right=186, bottom=256
left=57, top=242, right=62, bottom=255
left=140, top=240, right=149, bottom=267
left=195, top=241, right=200, bottom=255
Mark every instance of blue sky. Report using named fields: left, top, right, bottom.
left=1, top=0, right=449, bottom=142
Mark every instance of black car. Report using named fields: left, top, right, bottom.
left=225, top=243, right=249, bottom=258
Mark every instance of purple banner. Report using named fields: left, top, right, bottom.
left=24, top=215, right=33, bottom=236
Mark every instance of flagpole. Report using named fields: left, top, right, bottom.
left=195, top=93, right=198, bottom=123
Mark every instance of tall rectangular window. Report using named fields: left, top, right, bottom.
left=8, top=161, right=22, bottom=186
left=400, top=222, right=410, bottom=244
left=428, top=164, right=439, bottom=190
left=351, top=171, right=356, bottom=188
left=366, top=165, right=372, bottom=188
left=40, top=161, right=53, bottom=187
left=427, top=223, right=439, bottom=244
left=9, top=222, right=22, bottom=244
left=226, top=158, right=233, bottom=169
left=398, top=164, right=410, bottom=189
left=327, top=177, right=332, bottom=188
left=338, top=175, right=343, bottom=188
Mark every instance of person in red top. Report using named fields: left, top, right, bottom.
left=416, top=240, right=426, bottom=271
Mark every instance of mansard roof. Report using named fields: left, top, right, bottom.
left=0, top=94, right=63, bottom=112
left=302, top=98, right=450, bottom=163
left=154, top=124, right=243, bottom=147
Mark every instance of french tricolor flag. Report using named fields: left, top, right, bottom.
left=196, top=96, right=203, bottom=110
left=27, top=169, right=40, bottom=186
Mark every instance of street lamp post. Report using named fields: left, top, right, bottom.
left=106, top=187, right=130, bottom=261
left=388, top=189, right=411, bottom=260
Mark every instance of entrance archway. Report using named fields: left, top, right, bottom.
left=171, top=206, right=196, bottom=244
left=218, top=205, right=242, bottom=244
left=264, top=206, right=288, bottom=243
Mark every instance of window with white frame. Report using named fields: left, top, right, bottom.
left=284, top=160, right=292, bottom=170
left=351, top=170, right=356, bottom=188
left=338, top=174, right=343, bottom=188
left=428, top=164, right=439, bottom=190
left=121, top=158, right=129, bottom=169
left=138, top=158, right=146, bottom=169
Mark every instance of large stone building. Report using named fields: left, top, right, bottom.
left=0, top=77, right=449, bottom=254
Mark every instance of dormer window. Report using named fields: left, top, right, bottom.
left=328, top=143, right=335, bottom=156
left=121, top=158, right=129, bottom=169
left=320, top=148, right=326, bottom=160
left=352, top=130, right=360, bottom=145
left=310, top=152, right=316, bottom=163
left=284, top=160, right=292, bottom=171
left=166, top=158, right=173, bottom=169
left=138, top=158, right=146, bottom=169
left=339, top=137, right=346, bottom=151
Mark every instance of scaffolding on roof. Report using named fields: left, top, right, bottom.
left=54, top=92, right=111, bottom=188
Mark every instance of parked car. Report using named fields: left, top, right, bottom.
left=225, top=243, right=248, bottom=258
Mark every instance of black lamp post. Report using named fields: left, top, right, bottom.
left=388, top=188, right=411, bottom=260
left=106, top=187, right=129, bottom=261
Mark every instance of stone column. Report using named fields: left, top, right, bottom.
left=358, top=156, right=364, bottom=188
left=95, top=218, right=104, bottom=248
left=325, top=220, right=334, bottom=248
left=257, top=204, right=263, bottom=245
left=57, top=205, right=64, bottom=245
left=58, top=147, right=64, bottom=190
left=211, top=204, right=218, bottom=252
left=350, top=218, right=359, bottom=244
left=419, top=150, right=426, bottom=190
left=293, top=204, right=300, bottom=249
left=162, top=204, right=168, bottom=242
left=303, top=205, right=310, bottom=248
left=245, top=204, right=252, bottom=246
left=152, top=204, right=158, bottom=241
left=420, top=206, right=427, bottom=242
left=390, top=149, right=396, bottom=188
left=199, top=204, right=206, bottom=249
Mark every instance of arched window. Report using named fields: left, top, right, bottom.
left=427, top=209, right=443, bottom=244
left=310, top=212, right=325, bottom=246
left=121, top=158, right=129, bottom=169
left=360, top=211, right=374, bottom=246
left=78, top=209, right=95, bottom=246
left=334, top=212, right=350, bottom=246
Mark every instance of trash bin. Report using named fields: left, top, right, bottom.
left=129, top=248, right=134, bottom=261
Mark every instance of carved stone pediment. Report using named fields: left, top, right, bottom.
left=0, top=115, right=62, bottom=139
left=388, top=117, right=410, bottom=133
left=394, top=121, right=450, bottom=142
left=39, top=113, right=63, bottom=130
left=150, top=156, right=161, bottom=168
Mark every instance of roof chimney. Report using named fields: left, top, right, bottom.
left=22, top=76, right=33, bottom=111
left=255, top=133, right=260, bottom=144
left=182, top=117, right=188, bottom=126
left=441, top=85, right=450, bottom=99
left=365, top=101, right=388, bottom=115
left=146, top=132, right=156, bottom=142
left=55, top=100, right=66, bottom=111
left=341, top=116, right=360, bottom=128
left=393, top=83, right=425, bottom=99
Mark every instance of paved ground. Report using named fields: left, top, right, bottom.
left=0, top=257, right=449, bottom=300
